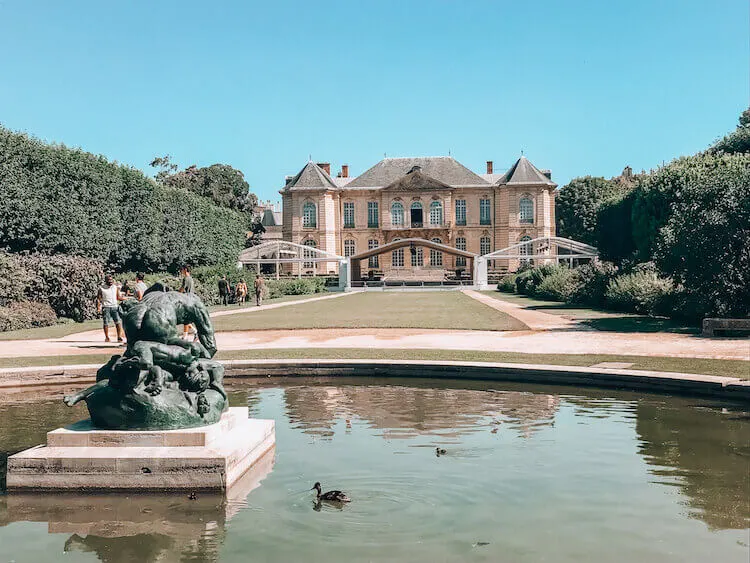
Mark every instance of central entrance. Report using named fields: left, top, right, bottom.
left=410, top=202, right=423, bottom=227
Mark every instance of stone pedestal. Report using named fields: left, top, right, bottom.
left=6, top=407, right=274, bottom=492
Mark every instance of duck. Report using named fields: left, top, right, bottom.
left=436, top=447, right=447, bottom=456
left=187, top=492, right=197, bottom=500
left=312, top=482, right=350, bottom=503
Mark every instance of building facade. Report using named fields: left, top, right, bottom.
left=280, top=156, right=556, bottom=277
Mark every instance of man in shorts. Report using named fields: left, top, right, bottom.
left=97, top=274, right=125, bottom=343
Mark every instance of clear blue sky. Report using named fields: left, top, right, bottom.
left=1, top=0, right=747, bottom=201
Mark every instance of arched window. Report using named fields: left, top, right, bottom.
left=391, top=202, right=404, bottom=226
left=480, top=236, right=491, bottom=256
left=455, top=237, right=466, bottom=267
left=429, top=201, right=443, bottom=226
left=392, top=238, right=404, bottom=267
left=410, top=201, right=423, bottom=227
left=303, top=202, right=317, bottom=228
left=303, top=239, right=317, bottom=268
left=343, top=239, right=355, bottom=257
left=519, top=235, right=532, bottom=264
left=519, top=197, right=534, bottom=224
left=430, top=237, right=443, bottom=267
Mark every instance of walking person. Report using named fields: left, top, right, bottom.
left=134, top=273, right=148, bottom=301
left=254, top=275, right=265, bottom=307
left=235, top=279, right=248, bottom=305
left=97, top=274, right=125, bottom=343
left=179, top=265, right=196, bottom=340
left=218, top=275, right=230, bottom=306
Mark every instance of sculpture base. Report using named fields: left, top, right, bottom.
left=6, top=408, right=274, bottom=492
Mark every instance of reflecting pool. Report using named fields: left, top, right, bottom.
left=1, top=378, right=748, bottom=562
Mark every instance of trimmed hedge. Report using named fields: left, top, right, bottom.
left=266, top=278, right=327, bottom=299
left=0, top=127, right=249, bottom=271
left=0, top=301, right=57, bottom=332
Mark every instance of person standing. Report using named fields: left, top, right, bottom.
left=134, top=273, right=148, bottom=301
left=97, top=274, right=125, bottom=343
left=218, top=275, right=230, bottom=306
left=254, top=275, right=265, bottom=307
left=179, top=265, right=196, bottom=340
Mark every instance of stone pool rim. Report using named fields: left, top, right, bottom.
left=1, top=359, right=748, bottom=402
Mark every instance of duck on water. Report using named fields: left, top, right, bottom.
left=312, top=482, right=351, bottom=503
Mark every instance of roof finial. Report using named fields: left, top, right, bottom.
left=308, top=154, right=312, bottom=162
left=521, top=149, right=524, bottom=156
left=448, top=149, right=451, bottom=156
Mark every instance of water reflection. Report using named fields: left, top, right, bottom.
left=0, top=447, right=274, bottom=562
left=636, top=399, right=750, bottom=530
left=283, top=382, right=560, bottom=439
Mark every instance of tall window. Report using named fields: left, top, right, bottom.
left=303, top=202, right=317, bottom=228
left=455, top=199, right=466, bottom=226
left=343, top=202, right=355, bottom=228
left=519, top=235, right=532, bottom=264
left=392, top=239, right=404, bottom=267
left=480, top=198, right=491, bottom=225
left=480, top=236, right=491, bottom=256
left=455, top=237, right=466, bottom=267
left=410, top=201, right=423, bottom=227
left=411, top=244, right=423, bottom=267
left=391, top=202, right=404, bottom=226
left=519, top=197, right=534, bottom=224
left=344, top=239, right=355, bottom=257
left=430, top=238, right=443, bottom=266
left=367, top=201, right=379, bottom=228
left=429, top=201, right=443, bottom=226
left=368, top=239, right=379, bottom=268
left=303, top=239, right=317, bottom=268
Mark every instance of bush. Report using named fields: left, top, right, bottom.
left=0, top=301, right=57, bottom=332
left=266, top=278, right=327, bottom=299
left=535, top=268, right=582, bottom=302
left=0, top=127, right=250, bottom=272
left=569, top=261, right=618, bottom=307
left=20, top=254, right=103, bottom=322
left=497, top=275, right=517, bottom=293
left=514, top=269, right=534, bottom=295
left=605, top=270, right=675, bottom=315
left=0, top=252, right=29, bottom=306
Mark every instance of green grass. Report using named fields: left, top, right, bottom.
left=0, top=294, right=331, bottom=341
left=0, top=348, right=747, bottom=379
left=481, top=291, right=697, bottom=333
left=212, top=291, right=529, bottom=332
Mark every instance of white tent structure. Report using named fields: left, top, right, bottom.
left=238, top=241, right=346, bottom=286
left=475, top=236, right=599, bottom=289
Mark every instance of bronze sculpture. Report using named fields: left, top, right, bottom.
left=64, top=284, right=228, bottom=429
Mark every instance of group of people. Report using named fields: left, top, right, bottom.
left=218, top=274, right=265, bottom=307
left=97, top=267, right=196, bottom=344
left=97, top=267, right=266, bottom=345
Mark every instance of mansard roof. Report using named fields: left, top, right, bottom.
left=346, top=156, right=490, bottom=188
left=283, top=161, right=338, bottom=191
left=496, top=156, right=556, bottom=186
left=382, top=166, right=454, bottom=192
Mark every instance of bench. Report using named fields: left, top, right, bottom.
left=702, top=318, right=750, bottom=337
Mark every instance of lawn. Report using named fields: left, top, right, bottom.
left=212, top=291, right=529, bottom=332
left=480, top=291, right=698, bottom=334
left=0, top=348, right=747, bottom=379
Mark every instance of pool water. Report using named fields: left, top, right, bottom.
left=1, top=378, right=748, bottom=562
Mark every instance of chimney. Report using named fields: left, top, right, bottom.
left=486, top=161, right=493, bottom=174
left=341, top=164, right=349, bottom=178
left=317, top=162, right=331, bottom=176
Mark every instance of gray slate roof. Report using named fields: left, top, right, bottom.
left=284, top=161, right=338, bottom=190
left=260, top=209, right=282, bottom=226
left=497, top=156, right=556, bottom=186
left=346, top=157, right=490, bottom=188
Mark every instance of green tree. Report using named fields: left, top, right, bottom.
left=710, top=107, right=750, bottom=155
left=245, top=217, right=266, bottom=248
left=556, top=176, right=628, bottom=245
left=595, top=192, right=636, bottom=263
left=654, top=152, right=750, bottom=318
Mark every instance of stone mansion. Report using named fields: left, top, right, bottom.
left=280, top=155, right=557, bottom=278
